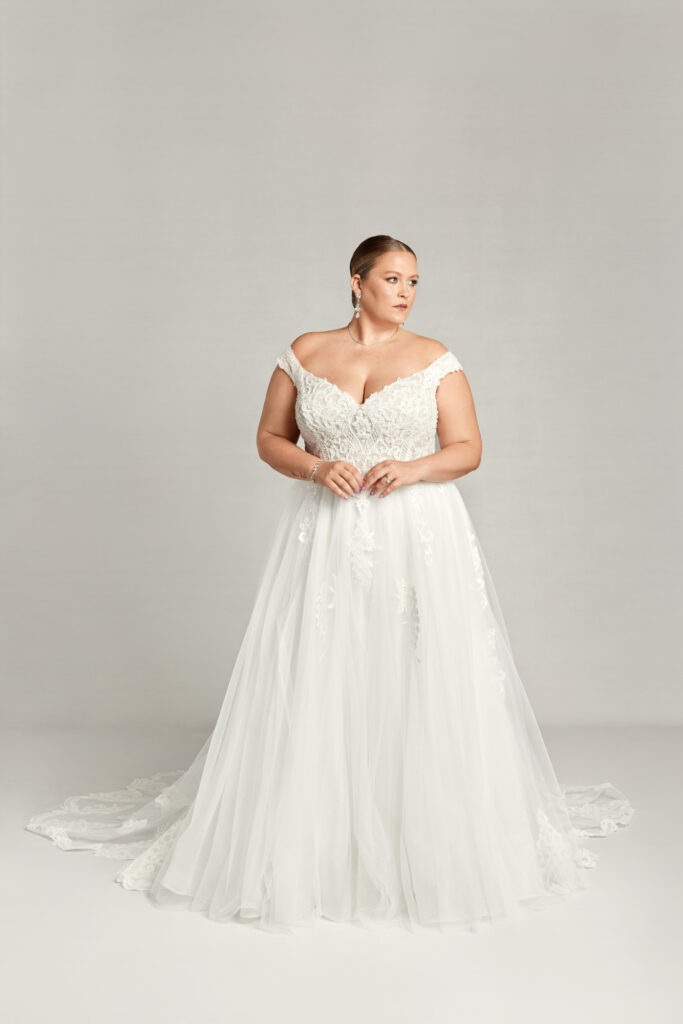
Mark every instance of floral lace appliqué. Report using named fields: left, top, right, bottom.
left=347, top=489, right=379, bottom=590
left=487, top=626, right=507, bottom=699
left=466, top=527, right=489, bottom=608
left=395, top=576, right=421, bottom=657
left=297, top=482, right=322, bottom=544
left=407, top=486, right=435, bottom=565
left=314, top=572, right=337, bottom=661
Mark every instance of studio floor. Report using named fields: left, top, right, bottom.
left=2, top=724, right=678, bottom=1024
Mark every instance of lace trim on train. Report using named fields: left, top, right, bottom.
left=561, top=782, right=636, bottom=837
left=537, top=808, right=597, bottom=886
left=115, top=817, right=187, bottom=890
left=25, top=770, right=185, bottom=859
left=27, top=767, right=634, bottom=897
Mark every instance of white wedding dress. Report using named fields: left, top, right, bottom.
left=25, top=344, right=634, bottom=933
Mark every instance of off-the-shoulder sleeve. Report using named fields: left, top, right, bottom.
left=427, top=349, right=463, bottom=386
left=275, top=347, right=296, bottom=384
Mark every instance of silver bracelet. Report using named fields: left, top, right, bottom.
left=310, top=459, right=323, bottom=482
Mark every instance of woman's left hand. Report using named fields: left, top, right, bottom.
left=362, top=460, right=421, bottom=499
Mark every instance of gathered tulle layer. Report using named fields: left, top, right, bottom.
left=25, top=479, right=634, bottom=933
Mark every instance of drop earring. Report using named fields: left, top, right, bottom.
left=354, top=293, right=361, bottom=319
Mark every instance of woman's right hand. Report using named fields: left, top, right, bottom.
left=313, top=460, right=364, bottom=499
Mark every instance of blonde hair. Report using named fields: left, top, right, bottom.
left=349, top=235, right=416, bottom=309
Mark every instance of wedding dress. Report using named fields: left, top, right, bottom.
left=25, top=343, right=634, bottom=934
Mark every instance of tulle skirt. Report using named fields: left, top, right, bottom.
left=25, top=478, right=634, bottom=933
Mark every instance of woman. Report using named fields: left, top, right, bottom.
left=25, top=234, right=634, bottom=934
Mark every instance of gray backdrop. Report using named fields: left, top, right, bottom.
left=1, top=0, right=680, bottom=728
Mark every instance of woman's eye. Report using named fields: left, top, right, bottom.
left=387, top=277, right=418, bottom=285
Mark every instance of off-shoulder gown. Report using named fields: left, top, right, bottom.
left=25, top=344, right=634, bottom=933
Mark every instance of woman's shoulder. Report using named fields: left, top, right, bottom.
left=408, top=333, right=450, bottom=360
left=289, top=331, right=325, bottom=362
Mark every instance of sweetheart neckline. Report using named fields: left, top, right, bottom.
left=286, top=345, right=453, bottom=408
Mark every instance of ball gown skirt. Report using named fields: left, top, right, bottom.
left=25, top=345, right=635, bottom=933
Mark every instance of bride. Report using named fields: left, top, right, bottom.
left=25, top=234, right=634, bottom=934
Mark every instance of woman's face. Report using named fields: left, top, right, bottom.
left=351, top=251, right=419, bottom=324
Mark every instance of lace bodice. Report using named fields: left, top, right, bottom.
left=276, top=344, right=463, bottom=475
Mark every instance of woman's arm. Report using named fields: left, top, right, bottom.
left=414, top=367, right=482, bottom=483
left=256, top=366, right=319, bottom=481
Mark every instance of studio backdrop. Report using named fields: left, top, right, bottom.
left=1, top=0, right=680, bottom=728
